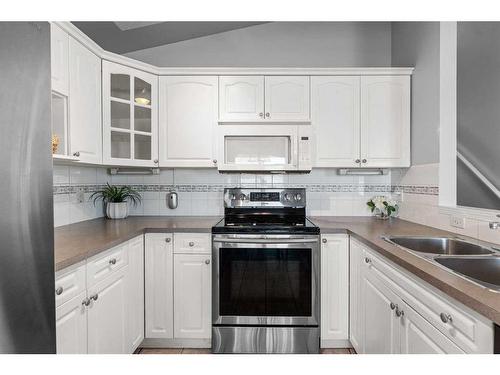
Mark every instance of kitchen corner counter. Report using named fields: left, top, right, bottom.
left=54, top=216, right=221, bottom=272
left=310, top=216, right=500, bottom=325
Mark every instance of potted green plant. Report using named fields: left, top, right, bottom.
left=90, top=183, right=142, bottom=219
left=366, top=195, right=399, bottom=220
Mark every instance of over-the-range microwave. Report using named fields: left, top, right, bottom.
left=216, top=125, right=312, bottom=173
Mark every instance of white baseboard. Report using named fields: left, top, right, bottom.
left=320, top=339, right=352, bottom=348
left=140, top=338, right=211, bottom=349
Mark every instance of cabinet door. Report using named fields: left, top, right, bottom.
left=87, top=268, right=128, bottom=354
left=320, top=234, right=349, bottom=346
left=360, top=76, right=410, bottom=168
left=145, top=233, right=174, bottom=339
left=219, top=76, right=264, bottom=121
left=173, top=253, right=211, bottom=339
left=159, top=76, right=217, bottom=167
left=50, top=23, right=69, bottom=96
left=264, top=76, right=310, bottom=121
left=126, top=237, right=144, bottom=353
left=55, top=292, right=87, bottom=354
left=69, top=37, right=102, bottom=164
left=400, top=302, right=464, bottom=354
left=349, top=239, right=364, bottom=353
left=362, top=262, right=401, bottom=354
left=103, top=61, right=158, bottom=167
left=311, top=76, right=360, bottom=167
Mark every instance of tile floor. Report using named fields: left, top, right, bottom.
left=138, top=348, right=356, bottom=354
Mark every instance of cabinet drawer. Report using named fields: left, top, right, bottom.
left=86, top=242, right=129, bottom=287
left=362, top=244, right=493, bottom=353
left=55, top=261, right=86, bottom=307
left=174, top=233, right=211, bottom=254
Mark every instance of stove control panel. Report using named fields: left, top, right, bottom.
left=224, top=188, right=306, bottom=208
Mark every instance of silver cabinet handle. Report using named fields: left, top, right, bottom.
left=90, top=294, right=98, bottom=301
left=213, top=159, right=217, bottom=164
left=390, top=302, right=396, bottom=310
left=109, top=258, right=117, bottom=265
left=82, top=298, right=91, bottom=307
left=265, top=112, right=270, bottom=118
left=259, top=112, right=264, bottom=118
left=205, top=259, right=211, bottom=265
left=489, top=222, right=499, bottom=230
left=189, top=241, right=195, bottom=247
left=153, top=159, right=158, bottom=164
left=355, top=159, right=361, bottom=163
left=322, top=238, right=327, bottom=243
left=362, top=159, right=367, bottom=163
left=73, top=151, right=80, bottom=157
left=440, top=313, right=453, bottom=323
left=364, top=257, right=371, bottom=264
left=55, top=286, right=64, bottom=296
left=395, top=306, right=402, bottom=317
left=165, top=237, right=171, bottom=243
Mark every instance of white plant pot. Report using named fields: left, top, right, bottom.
left=106, top=202, right=128, bottom=219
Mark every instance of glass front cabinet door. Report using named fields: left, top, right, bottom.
left=102, top=61, right=158, bottom=166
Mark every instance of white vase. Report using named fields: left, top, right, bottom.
left=106, top=202, right=128, bottom=219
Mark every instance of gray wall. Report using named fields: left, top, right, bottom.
left=457, top=22, right=500, bottom=210
left=391, top=22, right=440, bottom=165
left=125, top=22, right=392, bottom=67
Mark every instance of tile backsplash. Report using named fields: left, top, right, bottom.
left=53, top=165, right=397, bottom=227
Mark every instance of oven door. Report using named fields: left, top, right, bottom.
left=212, top=234, right=319, bottom=326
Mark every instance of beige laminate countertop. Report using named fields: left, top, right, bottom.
left=54, top=215, right=500, bottom=325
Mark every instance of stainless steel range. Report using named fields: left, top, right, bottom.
left=211, top=188, right=320, bottom=354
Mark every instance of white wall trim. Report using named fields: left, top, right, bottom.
left=438, top=22, right=457, bottom=208
left=55, top=22, right=414, bottom=77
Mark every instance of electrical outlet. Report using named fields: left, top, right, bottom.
left=450, top=216, right=465, bottom=229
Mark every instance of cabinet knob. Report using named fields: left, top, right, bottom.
left=73, top=151, right=80, bottom=157
left=265, top=112, right=270, bottom=118
left=109, top=258, right=117, bottom=265
left=390, top=302, right=396, bottom=310
left=154, top=159, right=159, bottom=164
left=165, top=237, right=171, bottom=243
left=362, top=159, right=367, bottom=163
left=322, top=238, right=327, bottom=243
left=355, top=159, right=361, bottom=164
left=364, top=257, right=372, bottom=264
left=82, top=298, right=91, bottom=307
left=395, top=306, right=403, bottom=317
left=440, top=313, right=452, bottom=324
left=213, top=159, right=217, bottom=164
left=259, top=112, right=264, bottom=118
left=55, top=286, right=64, bottom=296
left=205, top=259, right=211, bottom=265
left=90, top=294, right=98, bottom=301
left=189, top=241, right=195, bottom=247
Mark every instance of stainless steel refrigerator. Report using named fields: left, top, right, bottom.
left=0, top=22, right=56, bottom=353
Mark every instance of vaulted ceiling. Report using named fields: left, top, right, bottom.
left=72, top=22, right=268, bottom=54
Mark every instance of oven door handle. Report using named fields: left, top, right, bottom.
left=213, top=238, right=319, bottom=244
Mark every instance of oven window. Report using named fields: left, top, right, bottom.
left=219, top=248, right=312, bottom=316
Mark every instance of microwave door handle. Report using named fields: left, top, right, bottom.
left=213, top=238, right=319, bottom=244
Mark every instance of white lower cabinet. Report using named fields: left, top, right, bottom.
left=320, top=234, right=349, bottom=347
left=55, top=236, right=145, bottom=354
left=145, top=233, right=174, bottom=339
left=87, top=267, right=128, bottom=354
left=350, top=238, right=493, bottom=354
left=173, top=253, right=212, bottom=339
left=55, top=291, right=88, bottom=354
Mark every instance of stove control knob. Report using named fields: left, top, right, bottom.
left=284, top=193, right=291, bottom=201
left=294, top=193, right=302, bottom=201
left=239, top=193, right=247, bottom=200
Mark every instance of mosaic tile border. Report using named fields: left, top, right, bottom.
left=53, top=183, right=439, bottom=196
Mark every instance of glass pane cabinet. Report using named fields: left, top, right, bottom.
left=102, top=61, right=158, bottom=166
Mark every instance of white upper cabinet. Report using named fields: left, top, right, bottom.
left=68, top=37, right=102, bottom=164
left=311, top=76, right=360, bottom=167
left=102, top=61, right=158, bottom=167
left=50, top=23, right=69, bottom=96
left=360, top=76, right=411, bottom=168
left=219, top=76, right=264, bottom=122
left=264, top=76, right=310, bottom=121
left=159, top=76, right=218, bottom=167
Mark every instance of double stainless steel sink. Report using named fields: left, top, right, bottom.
left=382, top=236, right=500, bottom=291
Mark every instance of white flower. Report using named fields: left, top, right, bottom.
left=372, top=196, right=386, bottom=210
